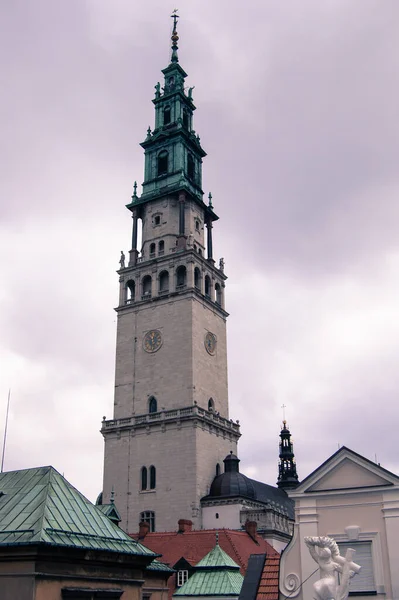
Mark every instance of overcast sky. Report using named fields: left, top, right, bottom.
left=1, top=1, right=398, bottom=505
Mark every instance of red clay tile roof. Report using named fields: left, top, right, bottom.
left=256, top=554, right=280, bottom=600
left=131, top=529, right=280, bottom=599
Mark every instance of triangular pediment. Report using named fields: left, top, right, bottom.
left=294, top=447, right=399, bottom=495
left=308, top=458, right=392, bottom=491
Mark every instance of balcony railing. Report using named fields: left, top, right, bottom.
left=102, top=405, right=240, bottom=434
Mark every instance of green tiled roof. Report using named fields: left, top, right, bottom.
left=97, top=503, right=121, bottom=522
left=174, top=570, right=244, bottom=596
left=196, top=544, right=241, bottom=569
left=147, top=558, right=175, bottom=572
left=0, top=466, right=156, bottom=558
left=174, top=543, right=243, bottom=597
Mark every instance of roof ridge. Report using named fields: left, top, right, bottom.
left=224, top=530, right=245, bottom=571
left=36, top=467, right=53, bottom=543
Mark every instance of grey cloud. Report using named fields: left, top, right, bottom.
left=1, top=0, right=398, bottom=502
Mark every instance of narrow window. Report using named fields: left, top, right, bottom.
left=215, top=513, right=219, bottom=519
left=187, top=153, right=195, bottom=180
left=159, top=271, right=169, bottom=293
left=154, top=215, right=161, bottom=226
left=216, top=463, right=221, bottom=476
left=158, top=240, right=165, bottom=255
left=149, top=243, right=156, bottom=257
left=215, top=283, right=222, bottom=305
left=141, top=466, right=148, bottom=491
left=198, top=248, right=202, bottom=256
left=142, top=275, right=152, bottom=298
left=204, top=275, right=211, bottom=297
left=140, top=511, right=155, bottom=532
left=163, top=106, right=171, bottom=125
left=126, top=280, right=135, bottom=304
left=176, top=265, right=187, bottom=288
left=150, top=465, right=156, bottom=489
left=177, top=570, right=189, bottom=587
left=182, top=109, right=189, bottom=128
left=208, top=398, right=215, bottom=411
left=149, top=396, right=157, bottom=413
left=157, top=151, right=168, bottom=176
left=194, top=267, right=201, bottom=290
left=195, top=219, right=200, bottom=232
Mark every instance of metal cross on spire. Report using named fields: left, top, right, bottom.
left=171, top=8, right=179, bottom=30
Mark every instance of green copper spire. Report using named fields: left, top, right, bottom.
left=126, top=14, right=219, bottom=230
left=134, top=14, right=209, bottom=209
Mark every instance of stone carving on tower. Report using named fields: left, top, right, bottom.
left=101, top=13, right=240, bottom=533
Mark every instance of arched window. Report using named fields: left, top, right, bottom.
left=187, top=153, right=195, bottom=180
left=198, top=248, right=202, bottom=256
left=149, top=396, right=157, bottom=413
left=194, top=267, right=201, bottom=290
left=149, top=243, right=156, bottom=257
left=142, top=275, right=152, bottom=299
left=216, top=463, right=221, bottom=476
left=176, top=265, right=187, bottom=288
left=140, top=510, right=155, bottom=532
left=182, top=108, right=189, bottom=128
left=204, top=275, right=211, bottom=297
left=208, top=398, right=215, bottom=412
left=195, top=219, right=200, bottom=232
left=126, top=280, right=135, bottom=304
left=215, top=283, right=222, bottom=305
left=141, top=466, right=148, bottom=491
left=158, top=240, right=165, bottom=255
left=159, top=270, right=169, bottom=294
left=150, top=465, right=156, bottom=489
left=157, top=151, right=168, bottom=176
left=163, top=106, right=171, bottom=125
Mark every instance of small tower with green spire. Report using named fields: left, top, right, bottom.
left=102, top=13, right=240, bottom=534
left=277, top=420, right=299, bottom=490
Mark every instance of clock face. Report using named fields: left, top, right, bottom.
left=143, top=330, right=162, bottom=353
left=204, top=332, right=217, bottom=355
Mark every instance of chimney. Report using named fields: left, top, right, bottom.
left=245, top=520, right=257, bottom=541
left=178, top=519, right=193, bottom=533
left=138, top=521, right=150, bottom=539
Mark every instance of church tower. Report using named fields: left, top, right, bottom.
left=102, top=15, right=240, bottom=533
left=277, top=420, right=299, bottom=490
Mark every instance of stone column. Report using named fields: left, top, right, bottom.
left=207, top=221, right=213, bottom=261
left=187, top=260, right=194, bottom=289
left=176, top=192, right=187, bottom=250
left=119, top=276, right=125, bottom=307
left=129, top=210, right=139, bottom=266
left=179, top=192, right=185, bottom=235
